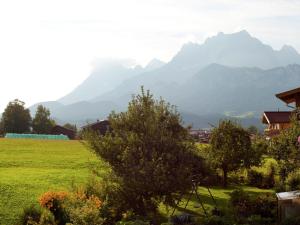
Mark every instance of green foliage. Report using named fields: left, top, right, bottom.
left=18, top=204, right=42, bottom=225
left=229, top=189, right=276, bottom=224
left=269, top=115, right=300, bottom=182
left=251, top=137, right=268, bottom=157
left=38, top=210, right=56, bottom=225
left=84, top=174, right=130, bottom=224
left=65, top=192, right=104, bottom=225
left=200, top=215, right=232, bottom=225
left=0, top=99, right=31, bottom=133
left=247, top=170, right=264, bottom=188
left=116, top=220, right=150, bottom=225
left=286, top=170, right=300, bottom=191
left=281, top=216, right=300, bottom=225
left=247, top=158, right=278, bottom=189
left=84, top=88, right=207, bottom=216
left=210, top=120, right=255, bottom=186
left=230, top=189, right=252, bottom=218
left=245, top=215, right=273, bottom=225
left=32, top=105, right=55, bottom=134
left=247, top=125, right=259, bottom=135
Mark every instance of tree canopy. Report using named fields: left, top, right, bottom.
left=32, top=105, right=55, bottom=134
left=0, top=99, right=32, bottom=134
left=210, top=120, right=255, bottom=187
left=85, top=88, right=206, bottom=215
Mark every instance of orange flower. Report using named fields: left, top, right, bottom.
left=89, top=195, right=102, bottom=208
left=39, top=191, right=68, bottom=210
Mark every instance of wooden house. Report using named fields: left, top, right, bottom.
left=51, top=125, right=76, bottom=140
left=81, top=120, right=110, bottom=135
left=276, top=87, right=300, bottom=108
left=262, top=111, right=292, bottom=136
left=262, top=86, right=300, bottom=137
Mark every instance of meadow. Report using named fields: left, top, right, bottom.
left=0, top=139, right=103, bottom=225
left=0, top=139, right=273, bottom=225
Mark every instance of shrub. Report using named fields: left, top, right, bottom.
left=200, top=215, right=231, bottom=225
left=252, top=193, right=276, bottom=219
left=274, top=182, right=286, bottom=192
left=38, top=210, right=56, bottom=225
left=263, top=164, right=276, bottom=188
left=39, top=191, right=69, bottom=225
left=65, top=190, right=104, bottom=225
left=19, top=205, right=42, bottom=225
left=116, top=220, right=150, bottom=225
left=281, top=216, right=300, bottom=225
left=247, top=169, right=264, bottom=188
left=286, top=170, right=300, bottom=191
left=83, top=174, right=132, bottom=224
left=246, top=215, right=273, bottom=225
left=230, top=189, right=252, bottom=218
left=230, top=189, right=276, bottom=222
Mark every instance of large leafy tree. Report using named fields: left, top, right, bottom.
left=32, top=105, right=55, bottom=134
left=0, top=99, right=32, bottom=134
left=210, top=120, right=254, bottom=187
left=85, top=88, right=206, bottom=215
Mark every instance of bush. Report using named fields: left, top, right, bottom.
left=281, top=216, right=300, bottom=225
left=19, top=205, right=42, bottom=225
left=230, top=189, right=276, bottom=222
left=83, top=174, right=131, bottom=224
left=263, top=164, right=276, bottom=188
left=116, top=220, right=150, bottom=225
left=38, top=210, right=56, bottom=225
left=252, top=193, right=276, bottom=219
left=247, top=169, right=264, bottom=188
left=199, top=215, right=231, bottom=225
left=39, top=191, right=69, bottom=225
left=65, top=190, right=104, bottom=225
left=286, top=170, right=300, bottom=191
left=230, top=189, right=252, bottom=218
left=39, top=188, right=106, bottom=225
left=246, top=215, right=273, bottom=225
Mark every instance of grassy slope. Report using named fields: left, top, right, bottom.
left=0, top=139, right=102, bottom=225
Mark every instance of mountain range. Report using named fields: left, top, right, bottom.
left=30, top=30, right=300, bottom=129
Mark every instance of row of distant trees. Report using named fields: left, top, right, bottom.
left=0, top=99, right=75, bottom=135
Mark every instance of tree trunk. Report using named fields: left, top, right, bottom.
left=223, top=168, right=228, bottom=187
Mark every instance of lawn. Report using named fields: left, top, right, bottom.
left=0, top=138, right=104, bottom=225
left=0, top=139, right=274, bottom=224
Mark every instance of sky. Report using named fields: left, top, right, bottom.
left=0, top=0, right=300, bottom=112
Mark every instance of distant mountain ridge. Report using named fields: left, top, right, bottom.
left=30, top=31, right=300, bottom=128
left=59, top=59, right=166, bottom=104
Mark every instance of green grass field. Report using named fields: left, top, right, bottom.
left=0, top=139, right=273, bottom=225
left=0, top=138, right=103, bottom=225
